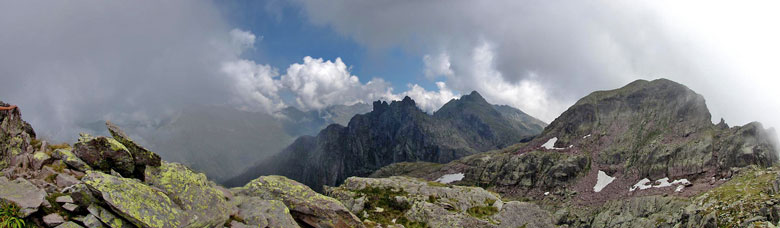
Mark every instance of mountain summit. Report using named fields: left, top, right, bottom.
left=227, top=92, right=547, bottom=190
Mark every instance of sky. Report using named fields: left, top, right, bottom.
left=1, top=0, right=779, bottom=142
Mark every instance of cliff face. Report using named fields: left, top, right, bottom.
left=228, top=92, right=547, bottom=191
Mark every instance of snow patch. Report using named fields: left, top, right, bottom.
left=594, top=170, right=616, bottom=192
left=630, top=178, right=653, bottom=191
left=630, top=177, right=691, bottom=192
left=544, top=192, right=550, bottom=196
left=435, top=173, right=465, bottom=184
left=583, top=134, right=592, bottom=139
left=541, top=137, right=570, bottom=150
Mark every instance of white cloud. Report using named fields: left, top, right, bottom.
left=423, top=53, right=454, bottom=78
left=293, top=0, right=780, bottom=130
left=229, top=28, right=257, bottom=51
left=221, top=59, right=284, bottom=113
left=281, top=56, right=398, bottom=111
left=403, top=82, right=458, bottom=113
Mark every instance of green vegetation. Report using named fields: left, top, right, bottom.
left=47, top=143, right=71, bottom=151
left=695, top=166, right=777, bottom=227
left=0, top=201, right=30, bottom=228
left=466, top=205, right=498, bottom=219
left=354, top=187, right=419, bottom=226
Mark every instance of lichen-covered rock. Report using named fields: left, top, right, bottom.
left=232, top=196, right=299, bottom=228
left=73, top=135, right=134, bottom=176
left=144, top=162, right=231, bottom=227
left=106, top=121, right=161, bottom=168
left=82, top=214, right=107, bottom=228
left=31, top=151, right=53, bottom=170
left=83, top=171, right=187, bottom=228
left=234, top=175, right=364, bottom=228
left=0, top=102, right=35, bottom=171
left=52, top=148, right=91, bottom=172
left=55, top=221, right=86, bottom=228
left=0, top=177, right=46, bottom=216
left=491, top=202, right=554, bottom=228
left=86, top=204, right=134, bottom=228
left=44, top=213, right=66, bottom=226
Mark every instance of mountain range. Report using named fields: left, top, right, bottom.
left=226, top=91, right=547, bottom=190
left=2, top=78, right=780, bottom=227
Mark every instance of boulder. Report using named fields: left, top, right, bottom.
left=234, top=175, right=364, bottom=228
left=73, top=134, right=134, bottom=177
left=0, top=177, right=46, bottom=216
left=43, top=213, right=65, bottom=226
left=106, top=121, right=161, bottom=167
left=82, top=214, right=107, bottom=228
left=56, top=195, right=74, bottom=204
left=56, top=173, right=80, bottom=188
left=233, top=196, right=299, bottom=228
left=491, top=201, right=554, bottom=228
left=83, top=171, right=187, bottom=228
left=52, top=148, right=91, bottom=172
left=144, top=162, right=231, bottom=227
left=86, top=204, right=133, bottom=228
left=63, top=203, right=78, bottom=211
left=31, top=151, right=53, bottom=170
left=55, top=222, right=86, bottom=228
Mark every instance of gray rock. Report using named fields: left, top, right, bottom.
left=44, top=213, right=65, bottom=226
left=83, top=171, right=187, bottom=228
left=52, top=148, right=91, bottom=172
left=82, top=214, right=107, bottom=228
left=72, top=134, right=135, bottom=177
left=31, top=151, right=53, bottom=170
left=0, top=177, right=46, bottom=216
left=144, top=162, right=232, bottom=227
left=87, top=204, right=134, bottom=228
left=234, top=175, right=364, bottom=228
left=63, top=203, right=78, bottom=211
left=492, top=201, right=554, bottom=228
left=56, top=173, right=80, bottom=188
left=230, top=221, right=249, bottom=228
left=56, top=195, right=74, bottom=203
left=106, top=121, right=161, bottom=168
left=55, top=221, right=86, bottom=228
left=233, top=196, right=299, bottom=228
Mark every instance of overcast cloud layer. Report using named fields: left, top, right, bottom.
left=1, top=0, right=779, bottom=143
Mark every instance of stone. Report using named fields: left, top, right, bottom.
left=106, top=121, right=161, bottom=167
left=87, top=204, right=135, bottom=228
left=43, top=213, right=65, bottom=226
left=63, top=203, right=78, bottom=211
left=56, top=173, right=80, bottom=188
left=31, top=151, right=53, bottom=170
left=143, top=162, right=231, bottom=227
left=0, top=177, right=46, bottom=216
left=230, top=221, right=249, bottom=228
left=233, top=196, right=299, bottom=228
left=83, top=171, right=187, bottom=228
left=55, top=221, right=86, bottom=228
left=234, top=175, right=364, bottom=228
left=52, top=148, right=91, bottom=172
left=491, top=202, right=554, bottom=228
left=82, top=214, right=107, bottom=228
left=73, top=135, right=135, bottom=177
left=56, top=195, right=74, bottom=203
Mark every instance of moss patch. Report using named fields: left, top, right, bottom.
left=355, top=187, right=415, bottom=225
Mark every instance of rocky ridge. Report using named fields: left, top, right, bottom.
left=228, top=91, right=546, bottom=191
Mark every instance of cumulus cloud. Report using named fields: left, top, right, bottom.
left=222, top=59, right=284, bottom=112
left=281, top=57, right=395, bottom=110
left=292, top=0, right=780, bottom=131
